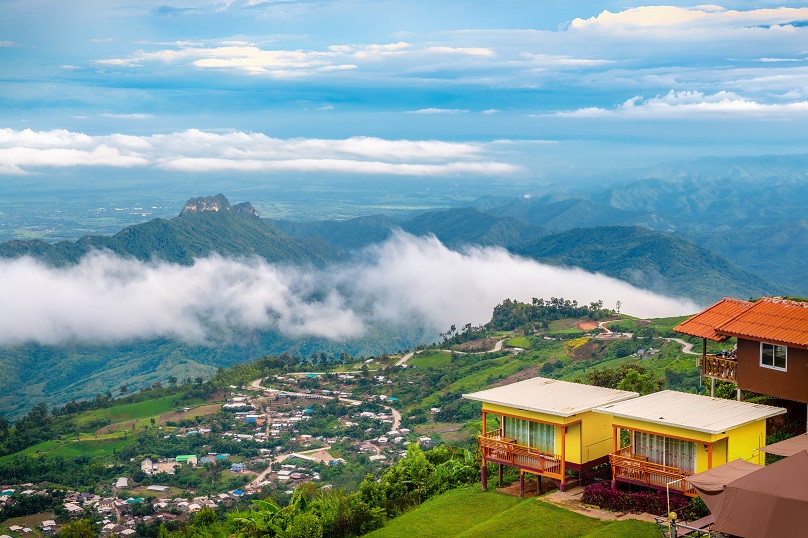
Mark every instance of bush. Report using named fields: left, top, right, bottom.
left=581, top=482, right=690, bottom=515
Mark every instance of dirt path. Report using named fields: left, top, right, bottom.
left=663, top=337, right=698, bottom=355
left=395, top=352, right=415, bottom=366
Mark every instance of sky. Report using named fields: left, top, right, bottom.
left=2, top=1, right=808, bottom=178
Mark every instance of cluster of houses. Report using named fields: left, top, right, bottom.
left=465, top=296, right=808, bottom=537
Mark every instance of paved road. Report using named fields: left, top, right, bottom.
left=664, top=337, right=698, bottom=355
left=395, top=352, right=414, bottom=366
left=397, top=338, right=506, bottom=366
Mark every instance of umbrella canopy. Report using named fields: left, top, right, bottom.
left=760, top=433, right=808, bottom=458
left=686, top=459, right=761, bottom=518
left=712, top=450, right=808, bottom=538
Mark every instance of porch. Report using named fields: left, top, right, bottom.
left=609, top=446, right=696, bottom=496
left=479, top=428, right=563, bottom=479
left=700, top=354, right=737, bottom=384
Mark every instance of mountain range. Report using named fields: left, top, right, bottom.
left=0, top=180, right=798, bottom=418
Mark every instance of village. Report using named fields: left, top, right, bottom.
left=0, top=361, right=440, bottom=537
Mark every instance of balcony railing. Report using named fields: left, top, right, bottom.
left=609, top=447, right=696, bottom=496
left=701, top=355, right=737, bottom=383
left=479, top=429, right=562, bottom=479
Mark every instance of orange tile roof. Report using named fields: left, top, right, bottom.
left=716, top=297, right=808, bottom=349
left=673, top=298, right=752, bottom=341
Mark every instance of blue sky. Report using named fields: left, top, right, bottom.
left=2, top=0, right=808, bottom=179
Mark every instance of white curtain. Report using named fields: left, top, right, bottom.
left=633, top=431, right=695, bottom=472
left=503, top=416, right=555, bottom=453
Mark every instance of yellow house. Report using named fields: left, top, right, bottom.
left=593, top=390, right=786, bottom=496
left=463, top=377, right=638, bottom=495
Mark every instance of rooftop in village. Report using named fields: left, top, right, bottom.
left=593, top=390, right=786, bottom=434
left=462, top=377, right=638, bottom=417
left=673, top=297, right=751, bottom=341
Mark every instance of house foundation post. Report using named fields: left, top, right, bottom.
left=498, top=463, right=503, bottom=487
left=519, top=471, right=524, bottom=498
left=710, top=378, right=715, bottom=397
left=538, top=475, right=543, bottom=494
left=481, top=464, right=487, bottom=491
left=737, top=388, right=741, bottom=401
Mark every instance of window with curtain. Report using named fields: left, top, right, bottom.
left=502, top=416, right=555, bottom=453
left=633, top=431, right=696, bottom=472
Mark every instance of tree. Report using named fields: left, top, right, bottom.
left=120, top=384, right=128, bottom=395
left=285, top=513, right=322, bottom=538
left=58, top=519, right=96, bottom=538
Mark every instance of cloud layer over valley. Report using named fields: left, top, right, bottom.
left=0, top=233, right=698, bottom=346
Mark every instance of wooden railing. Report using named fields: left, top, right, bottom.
left=479, top=431, right=562, bottom=479
left=610, top=447, right=696, bottom=496
left=701, top=355, right=737, bottom=383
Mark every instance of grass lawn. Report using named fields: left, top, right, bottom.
left=48, top=436, right=133, bottom=459
left=408, top=350, right=453, bottom=369
left=366, top=488, right=659, bottom=538
left=506, top=336, right=531, bottom=348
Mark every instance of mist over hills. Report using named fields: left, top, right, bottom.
left=1, top=152, right=804, bottom=419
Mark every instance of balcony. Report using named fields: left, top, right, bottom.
left=609, top=447, right=696, bottom=496
left=479, top=429, right=562, bottom=479
left=700, top=354, right=737, bottom=384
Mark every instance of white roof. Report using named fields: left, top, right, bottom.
left=462, top=377, right=638, bottom=417
left=593, top=390, right=786, bottom=434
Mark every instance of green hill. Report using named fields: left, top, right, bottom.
left=515, top=226, right=785, bottom=303
left=365, top=487, right=657, bottom=538
left=0, top=194, right=336, bottom=267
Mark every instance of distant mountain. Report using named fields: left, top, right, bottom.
left=684, top=221, right=808, bottom=295
left=473, top=196, right=651, bottom=230
left=273, top=207, right=548, bottom=251
left=400, top=207, right=548, bottom=249
left=0, top=194, right=336, bottom=266
left=514, top=226, right=786, bottom=303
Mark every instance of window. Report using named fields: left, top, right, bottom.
left=633, top=431, right=696, bottom=473
left=760, top=342, right=787, bottom=371
left=502, top=416, right=555, bottom=453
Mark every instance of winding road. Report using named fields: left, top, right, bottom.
left=663, top=337, right=698, bottom=355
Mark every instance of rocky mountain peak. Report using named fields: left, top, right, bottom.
left=180, top=194, right=259, bottom=218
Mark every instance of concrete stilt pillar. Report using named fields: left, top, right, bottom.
left=519, top=472, right=524, bottom=498
left=711, top=378, right=715, bottom=397
left=737, top=388, right=742, bottom=401
left=481, top=465, right=487, bottom=491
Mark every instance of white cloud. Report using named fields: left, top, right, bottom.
left=569, top=6, right=808, bottom=32
left=555, top=90, right=808, bottom=118
left=0, top=233, right=697, bottom=346
left=0, top=40, right=15, bottom=47
left=406, top=108, right=469, bottom=114
left=98, top=113, right=154, bottom=119
left=0, top=128, right=520, bottom=176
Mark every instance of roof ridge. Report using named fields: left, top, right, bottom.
left=759, top=296, right=808, bottom=308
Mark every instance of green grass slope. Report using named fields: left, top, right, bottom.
left=366, top=488, right=658, bottom=538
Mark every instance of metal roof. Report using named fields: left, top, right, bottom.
left=716, top=297, right=808, bottom=349
left=673, top=298, right=751, bottom=341
left=593, top=390, right=786, bottom=434
left=462, top=377, right=638, bottom=417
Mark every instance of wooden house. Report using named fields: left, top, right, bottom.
left=675, top=297, right=808, bottom=407
left=593, top=390, right=785, bottom=496
left=463, top=377, right=638, bottom=495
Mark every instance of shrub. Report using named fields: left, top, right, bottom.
left=581, top=482, right=690, bottom=515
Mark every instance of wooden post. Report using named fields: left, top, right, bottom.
left=481, top=464, right=487, bottom=491
left=612, top=425, right=618, bottom=453
left=707, top=443, right=713, bottom=469
left=519, top=471, right=524, bottom=498
left=538, top=475, right=543, bottom=494
left=498, top=463, right=503, bottom=487
left=482, top=411, right=487, bottom=436
left=560, top=426, right=567, bottom=491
